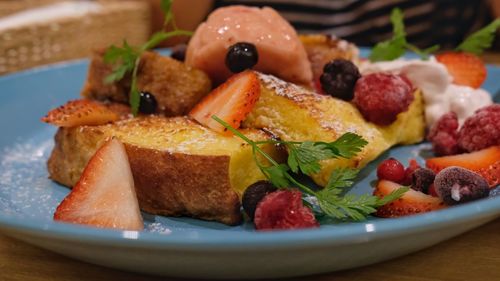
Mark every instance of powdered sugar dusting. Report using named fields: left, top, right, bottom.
left=257, top=72, right=320, bottom=102
left=0, top=139, right=60, bottom=219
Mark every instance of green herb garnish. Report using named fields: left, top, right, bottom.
left=456, top=18, right=500, bottom=55
left=103, top=0, right=192, bottom=115
left=213, top=115, right=408, bottom=221
left=369, top=8, right=439, bottom=62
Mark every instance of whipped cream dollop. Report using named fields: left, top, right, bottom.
left=360, top=58, right=492, bottom=127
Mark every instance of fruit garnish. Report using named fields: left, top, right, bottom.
left=376, top=158, right=405, bottom=184
left=435, top=52, right=487, bottom=88
left=319, top=59, right=360, bottom=100
left=189, top=70, right=261, bottom=134
left=254, top=189, right=319, bottom=230
left=456, top=19, right=500, bottom=55
left=225, top=42, right=259, bottom=73
left=353, top=73, right=414, bottom=125
left=457, top=104, right=500, bottom=152
left=213, top=116, right=408, bottom=222
left=370, top=10, right=499, bottom=62
left=54, top=139, right=144, bottom=230
left=410, top=168, right=435, bottom=194
left=402, top=158, right=420, bottom=185
left=374, top=180, right=445, bottom=218
left=242, top=180, right=277, bottom=220
left=434, top=167, right=490, bottom=205
left=427, top=112, right=460, bottom=156
left=369, top=8, right=439, bottom=62
left=103, top=0, right=192, bottom=116
left=138, top=91, right=158, bottom=114
left=425, top=146, right=500, bottom=187
left=41, top=99, right=119, bottom=127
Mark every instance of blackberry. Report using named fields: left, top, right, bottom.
left=242, top=181, right=277, bottom=220
left=319, top=59, right=361, bottom=101
left=411, top=168, right=435, bottom=194
left=170, top=44, right=187, bottom=62
left=225, top=42, right=259, bottom=73
left=434, top=166, right=489, bottom=205
left=139, top=92, right=157, bottom=114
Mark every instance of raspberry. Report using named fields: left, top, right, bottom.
left=254, top=189, right=319, bottom=231
left=402, top=159, right=421, bottom=185
left=427, top=112, right=460, bottom=156
left=353, top=73, right=414, bottom=125
left=434, top=166, right=489, bottom=205
left=457, top=104, right=500, bottom=152
left=320, top=59, right=361, bottom=101
left=377, top=158, right=405, bottom=183
left=411, top=168, right=436, bottom=194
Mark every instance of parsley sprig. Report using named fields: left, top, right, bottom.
left=456, top=18, right=500, bottom=55
left=369, top=8, right=439, bottom=62
left=103, top=0, right=192, bottom=115
left=370, top=8, right=500, bottom=62
left=213, top=116, right=408, bottom=221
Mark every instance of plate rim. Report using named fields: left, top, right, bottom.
left=1, top=50, right=499, bottom=250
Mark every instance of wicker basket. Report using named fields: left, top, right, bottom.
left=0, top=0, right=64, bottom=17
left=0, top=1, right=151, bottom=75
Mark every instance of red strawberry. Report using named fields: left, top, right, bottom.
left=374, top=180, right=446, bottom=218
left=54, top=139, right=143, bottom=230
left=425, top=146, right=500, bottom=188
left=42, top=99, right=120, bottom=127
left=189, top=70, right=260, bottom=134
left=435, top=52, right=487, bottom=89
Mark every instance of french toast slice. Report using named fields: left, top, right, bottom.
left=48, top=116, right=279, bottom=225
left=81, top=51, right=212, bottom=116
left=244, top=73, right=425, bottom=186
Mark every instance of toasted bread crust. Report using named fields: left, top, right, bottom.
left=47, top=116, right=274, bottom=225
left=81, top=50, right=212, bottom=116
left=125, top=145, right=241, bottom=225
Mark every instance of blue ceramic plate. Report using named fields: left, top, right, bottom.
left=0, top=50, right=499, bottom=279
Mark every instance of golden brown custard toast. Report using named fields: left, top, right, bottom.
left=47, top=116, right=279, bottom=225
left=81, top=51, right=212, bottom=116
left=244, top=73, right=426, bottom=186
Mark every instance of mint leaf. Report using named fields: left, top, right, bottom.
left=456, top=18, right=500, bottom=55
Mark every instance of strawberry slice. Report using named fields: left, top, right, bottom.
left=42, top=99, right=120, bottom=127
left=426, top=146, right=500, bottom=188
left=189, top=70, right=260, bottom=134
left=435, top=52, right=487, bottom=89
left=54, top=138, right=144, bottom=230
left=374, top=180, right=446, bottom=218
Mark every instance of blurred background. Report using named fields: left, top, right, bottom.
left=0, top=0, right=499, bottom=75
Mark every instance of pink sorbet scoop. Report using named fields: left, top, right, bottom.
left=185, top=5, right=313, bottom=85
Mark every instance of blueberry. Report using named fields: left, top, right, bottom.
left=434, top=166, right=489, bottom=205
left=225, top=42, right=259, bottom=73
left=139, top=91, right=157, bottom=114
left=411, top=168, right=435, bottom=194
left=242, top=181, right=277, bottom=220
left=489, top=186, right=500, bottom=197
left=320, top=59, right=361, bottom=101
left=170, top=44, right=187, bottom=62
